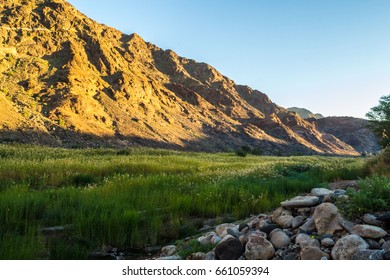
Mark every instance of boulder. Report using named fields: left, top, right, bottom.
left=376, top=212, right=390, bottom=223
left=227, top=228, right=242, bottom=238
left=292, top=216, right=305, bottom=228
left=331, top=234, right=369, bottom=260
left=299, top=217, right=316, bottom=232
left=295, top=233, right=320, bottom=249
left=244, top=236, right=275, bottom=260
left=311, top=188, right=334, bottom=197
left=381, top=241, right=390, bottom=252
left=205, top=251, right=216, bottom=260
left=238, top=223, right=249, bottom=232
left=259, top=223, right=279, bottom=234
left=187, top=252, right=206, bottom=260
left=351, top=224, right=387, bottom=239
left=240, top=230, right=267, bottom=244
left=362, top=214, right=386, bottom=227
left=366, top=239, right=381, bottom=250
left=321, top=238, right=335, bottom=248
left=313, top=203, right=343, bottom=235
left=215, top=223, right=237, bottom=238
left=269, top=229, right=291, bottom=249
left=215, top=236, right=243, bottom=260
left=281, top=196, right=320, bottom=208
left=333, top=189, right=347, bottom=196
left=197, top=231, right=216, bottom=245
left=339, top=218, right=356, bottom=233
left=272, top=208, right=294, bottom=228
left=300, top=246, right=329, bottom=260
left=297, top=207, right=312, bottom=218
left=211, top=235, right=222, bottom=244
left=161, top=245, right=177, bottom=257
left=279, top=244, right=300, bottom=260
left=351, top=249, right=384, bottom=260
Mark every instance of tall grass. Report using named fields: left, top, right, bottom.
left=0, top=144, right=365, bottom=259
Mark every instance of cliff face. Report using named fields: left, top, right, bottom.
left=0, top=0, right=359, bottom=155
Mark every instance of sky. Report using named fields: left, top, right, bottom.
left=67, top=0, right=390, bottom=118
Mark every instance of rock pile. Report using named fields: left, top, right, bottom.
left=158, top=185, right=390, bottom=260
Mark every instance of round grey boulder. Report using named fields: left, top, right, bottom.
left=331, top=234, right=369, bottom=260
left=270, top=230, right=291, bottom=249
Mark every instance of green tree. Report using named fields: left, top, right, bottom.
left=366, top=94, right=390, bottom=148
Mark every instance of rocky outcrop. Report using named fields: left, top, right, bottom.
left=0, top=0, right=360, bottom=155
left=158, top=184, right=390, bottom=260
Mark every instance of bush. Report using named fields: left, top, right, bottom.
left=235, top=150, right=247, bottom=157
left=339, top=176, right=390, bottom=217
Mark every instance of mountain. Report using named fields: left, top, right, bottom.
left=309, top=117, right=381, bottom=154
left=288, top=107, right=324, bottom=119
left=0, top=0, right=359, bottom=155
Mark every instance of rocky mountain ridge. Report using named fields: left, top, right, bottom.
left=0, top=0, right=360, bottom=155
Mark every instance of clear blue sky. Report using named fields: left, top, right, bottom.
left=67, top=0, right=390, bottom=118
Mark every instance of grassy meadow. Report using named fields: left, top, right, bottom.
left=0, top=144, right=367, bottom=259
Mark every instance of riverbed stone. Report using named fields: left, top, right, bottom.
left=313, top=203, right=343, bottom=235
left=259, top=223, right=279, bottom=234
left=187, top=252, right=206, bottom=260
left=270, top=230, right=291, bottom=249
left=295, top=233, right=320, bottom=249
left=321, top=238, right=335, bottom=248
left=311, top=188, right=334, bottom=197
left=376, top=212, right=390, bottom=223
left=292, top=216, right=305, bottom=228
left=215, top=236, right=243, bottom=260
left=211, top=235, right=222, bottom=244
left=362, top=214, right=386, bottom=227
left=244, top=235, right=275, bottom=260
left=272, top=208, right=294, bottom=228
left=365, top=239, right=381, bottom=250
left=351, top=249, right=384, bottom=260
left=333, top=189, right=347, bottom=196
left=300, top=246, right=329, bottom=260
left=281, top=196, right=320, bottom=208
left=351, top=224, right=387, bottom=239
left=299, top=217, right=316, bottom=232
left=331, top=234, right=369, bottom=260
left=216, top=223, right=237, bottom=238
left=197, top=231, right=216, bottom=245
left=161, top=245, right=177, bottom=256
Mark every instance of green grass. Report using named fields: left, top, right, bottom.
left=0, top=144, right=366, bottom=259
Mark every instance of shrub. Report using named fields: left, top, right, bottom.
left=339, top=176, right=390, bottom=217
left=235, top=150, right=247, bottom=157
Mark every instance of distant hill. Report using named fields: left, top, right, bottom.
left=288, top=107, right=324, bottom=119
left=0, top=0, right=360, bottom=155
left=309, top=117, right=381, bottom=154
